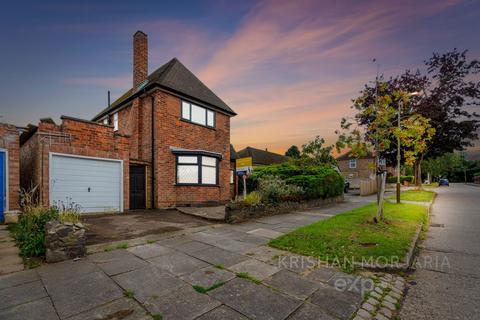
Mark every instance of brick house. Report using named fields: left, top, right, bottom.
left=336, top=152, right=376, bottom=188
left=0, top=123, right=20, bottom=217
left=20, top=31, right=236, bottom=213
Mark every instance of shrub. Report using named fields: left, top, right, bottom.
left=244, top=191, right=262, bottom=205
left=250, top=163, right=344, bottom=200
left=53, top=197, right=81, bottom=224
left=11, top=207, right=59, bottom=257
left=386, top=176, right=414, bottom=184
left=258, top=175, right=304, bottom=203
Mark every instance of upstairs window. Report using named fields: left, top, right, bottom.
left=113, top=113, right=119, bottom=131
left=102, top=117, right=109, bottom=125
left=349, top=159, right=357, bottom=169
left=181, top=101, right=215, bottom=128
left=176, top=155, right=218, bottom=185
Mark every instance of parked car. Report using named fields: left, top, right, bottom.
left=439, top=178, right=449, bottom=186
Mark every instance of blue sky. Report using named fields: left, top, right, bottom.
left=0, top=0, right=479, bottom=152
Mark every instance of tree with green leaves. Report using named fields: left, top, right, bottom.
left=336, top=88, right=435, bottom=221
left=285, top=145, right=301, bottom=158
left=353, top=49, right=480, bottom=185
left=299, top=136, right=336, bottom=166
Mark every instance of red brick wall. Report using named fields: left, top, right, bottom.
left=153, top=90, right=231, bottom=207
left=20, top=118, right=130, bottom=210
left=0, top=123, right=20, bottom=210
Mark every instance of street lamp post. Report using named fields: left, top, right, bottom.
left=396, top=91, right=421, bottom=204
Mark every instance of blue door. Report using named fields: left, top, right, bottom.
left=0, top=151, right=5, bottom=221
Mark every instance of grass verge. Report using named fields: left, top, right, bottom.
left=389, top=189, right=435, bottom=202
left=269, top=202, right=427, bottom=269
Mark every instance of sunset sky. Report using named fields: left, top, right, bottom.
left=0, top=0, right=479, bottom=154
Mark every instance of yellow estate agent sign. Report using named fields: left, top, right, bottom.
left=236, top=157, right=253, bottom=173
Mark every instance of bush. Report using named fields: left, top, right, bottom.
left=53, top=198, right=81, bottom=224
left=243, top=191, right=262, bottom=205
left=386, top=175, right=414, bottom=184
left=250, top=163, right=344, bottom=200
left=258, top=175, right=304, bottom=203
left=11, top=207, right=59, bottom=257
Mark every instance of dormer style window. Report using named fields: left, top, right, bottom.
left=181, top=101, right=215, bottom=128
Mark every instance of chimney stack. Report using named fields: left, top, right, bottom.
left=133, top=31, right=148, bottom=89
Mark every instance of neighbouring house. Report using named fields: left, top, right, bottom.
left=20, top=31, right=236, bottom=213
left=0, top=123, right=20, bottom=218
left=336, top=152, right=376, bottom=188
left=237, top=146, right=288, bottom=166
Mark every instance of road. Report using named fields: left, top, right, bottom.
left=400, top=183, right=480, bottom=319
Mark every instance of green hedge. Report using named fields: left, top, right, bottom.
left=386, top=175, right=414, bottom=184
left=250, top=163, right=344, bottom=200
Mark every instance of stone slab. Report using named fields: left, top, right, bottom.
left=127, top=243, right=175, bottom=259
left=68, top=297, right=150, bottom=320
left=264, top=269, right=319, bottom=299
left=229, top=259, right=280, bottom=280
left=288, top=302, right=337, bottom=320
left=176, top=206, right=226, bottom=221
left=277, top=254, right=318, bottom=273
left=212, top=239, right=258, bottom=254
left=196, top=305, right=248, bottom=320
left=309, top=282, right=362, bottom=320
left=145, top=285, right=221, bottom=320
left=247, top=228, right=284, bottom=239
left=37, top=259, right=99, bottom=282
left=181, top=266, right=236, bottom=288
left=244, top=246, right=287, bottom=264
left=113, top=265, right=184, bottom=303
left=171, top=240, right=213, bottom=254
left=0, top=269, right=38, bottom=290
left=0, top=280, right=47, bottom=311
left=304, top=266, right=337, bottom=283
left=148, top=251, right=209, bottom=276
left=44, top=271, right=123, bottom=319
left=189, top=246, right=248, bottom=268
left=209, top=278, right=302, bottom=320
left=0, top=296, right=59, bottom=320
left=88, top=249, right=148, bottom=276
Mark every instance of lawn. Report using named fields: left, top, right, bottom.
left=389, top=189, right=435, bottom=202
left=269, top=202, right=427, bottom=267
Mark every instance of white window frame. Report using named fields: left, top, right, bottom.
left=181, top=101, right=215, bottom=128
left=113, top=113, right=119, bottom=131
left=102, top=117, right=109, bottom=125
left=349, top=159, right=357, bottom=169
left=176, top=154, right=218, bottom=185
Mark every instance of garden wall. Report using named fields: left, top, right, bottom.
left=225, top=195, right=344, bottom=223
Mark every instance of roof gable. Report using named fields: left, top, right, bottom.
left=93, top=58, right=235, bottom=120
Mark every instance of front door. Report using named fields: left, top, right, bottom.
left=129, top=165, right=146, bottom=210
left=0, top=151, right=5, bottom=220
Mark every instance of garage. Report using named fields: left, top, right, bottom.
left=49, top=153, right=123, bottom=213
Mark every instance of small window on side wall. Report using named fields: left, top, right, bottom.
left=113, top=113, right=119, bottom=131
left=102, top=117, right=109, bottom=125
left=349, top=159, right=357, bottom=169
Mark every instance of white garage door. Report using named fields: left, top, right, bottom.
left=50, top=154, right=123, bottom=213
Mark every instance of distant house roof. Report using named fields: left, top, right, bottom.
left=237, top=147, right=288, bottom=165
left=336, top=151, right=374, bottom=161
left=230, top=144, right=238, bottom=161
left=92, top=58, right=236, bottom=121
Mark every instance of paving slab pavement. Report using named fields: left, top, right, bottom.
left=0, top=194, right=377, bottom=320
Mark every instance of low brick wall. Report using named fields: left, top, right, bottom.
left=225, top=195, right=344, bottom=223
left=474, top=176, right=480, bottom=184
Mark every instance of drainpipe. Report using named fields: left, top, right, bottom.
left=150, top=95, right=155, bottom=209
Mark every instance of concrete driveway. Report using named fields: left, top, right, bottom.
left=400, top=184, right=480, bottom=319
left=0, top=198, right=383, bottom=320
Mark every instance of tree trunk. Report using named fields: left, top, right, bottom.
left=375, top=172, right=386, bottom=222
left=414, top=155, right=424, bottom=188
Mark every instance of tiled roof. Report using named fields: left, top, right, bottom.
left=237, top=147, right=288, bottom=165
left=93, top=58, right=235, bottom=121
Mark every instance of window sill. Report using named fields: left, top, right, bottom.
left=175, top=183, right=220, bottom=187
left=179, top=118, right=216, bottom=130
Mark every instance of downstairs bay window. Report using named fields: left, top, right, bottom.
left=176, top=155, right=219, bottom=185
